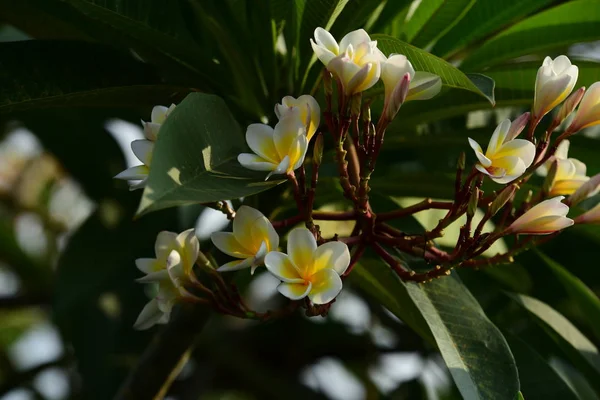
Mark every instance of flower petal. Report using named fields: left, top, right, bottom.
left=490, top=156, right=525, bottom=184
left=211, top=232, right=252, bottom=258
left=512, top=215, right=574, bottom=235
left=273, top=112, right=306, bottom=160
left=238, top=153, right=276, bottom=171
left=264, top=251, right=303, bottom=282
left=287, top=228, right=317, bottom=272
left=314, top=27, right=339, bottom=55
left=468, top=138, right=492, bottom=168
left=266, top=155, right=291, bottom=180
left=114, top=165, right=149, bottom=180
left=151, top=105, right=169, bottom=124
left=133, top=298, right=164, bottom=330
left=233, top=206, right=269, bottom=252
left=137, top=270, right=169, bottom=283
left=277, top=281, right=312, bottom=300
left=217, top=257, right=254, bottom=272
left=339, top=29, right=371, bottom=52
left=250, top=217, right=279, bottom=252
left=495, top=139, right=536, bottom=169
left=246, top=124, right=279, bottom=163
left=131, top=140, right=154, bottom=166
left=406, top=71, right=441, bottom=101
left=155, top=231, right=178, bottom=260
left=135, top=258, right=157, bottom=273
left=313, top=242, right=351, bottom=276
left=308, top=269, right=343, bottom=305
left=175, top=229, right=199, bottom=271
left=487, top=119, right=511, bottom=156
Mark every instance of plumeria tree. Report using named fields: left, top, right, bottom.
left=2, top=1, right=600, bottom=399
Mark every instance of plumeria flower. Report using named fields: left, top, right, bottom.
left=142, top=104, right=176, bottom=141
left=311, top=28, right=384, bottom=95
left=548, top=158, right=589, bottom=196
left=468, top=119, right=536, bottom=184
left=381, top=54, right=441, bottom=119
left=274, top=95, right=320, bottom=141
left=506, top=196, right=574, bottom=235
left=265, top=228, right=350, bottom=304
left=238, top=109, right=309, bottom=179
left=567, top=81, right=600, bottom=133
left=114, top=139, right=154, bottom=190
left=538, top=140, right=570, bottom=176
left=533, top=56, right=578, bottom=120
left=211, top=206, right=279, bottom=273
left=134, top=229, right=199, bottom=330
left=574, top=202, right=600, bottom=224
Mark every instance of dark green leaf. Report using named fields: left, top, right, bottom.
left=0, top=41, right=188, bottom=114
left=505, top=331, right=579, bottom=400
left=403, top=0, right=478, bottom=48
left=138, top=93, right=283, bottom=216
left=370, top=172, right=456, bottom=199
left=432, top=0, right=557, bottom=58
left=461, top=0, right=600, bottom=70
left=535, top=250, right=600, bottom=341
left=372, top=34, right=495, bottom=104
left=367, top=0, right=413, bottom=34
left=405, top=275, right=520, bottom=399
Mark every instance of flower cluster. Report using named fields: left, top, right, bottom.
left=115, top=104, right=176, bottom=190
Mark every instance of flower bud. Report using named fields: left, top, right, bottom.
left=566, top=81, right=600, bottom=133
left=506, top=196, right=573, bottom=235
left=313, top=133, right=324, bottom=166
left=553, top=87, right=585, bottom=129
left=406, top=72, right=441, bottom=102
left=323, top=70, right=333, bottom=98
left=467, top=188, right=481, bottom=218
left=569, top=172, right=600, bottom=206
left=533, top=56, right=578, bottom=120
left=385, top=72, right=411, bottom=121
left=574, top=203, right=600, bottom=225
left=457, top=152, right=466, bottom=170
left=506, top=112, right=530, bottom=141
left=490, top=184, right=518, bottom=216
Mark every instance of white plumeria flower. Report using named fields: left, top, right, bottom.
left=574, top=202, right=600, bottom=224
left=134, top=229, right=199, bottom=330
left=533, top=56, right=578, bottom=120
left=537, top=140, right=570, bottom=176
left=265, top=228, right=350, bottom=305
left=506, top=196, right=574, bottom=235
left=468, top=119, right=536, bottom=184
left=548, top=158, right=589, bottom=196
left=311, top=28, right=385, bottom=95
left=211, top=206, right=279, bottom=273
left=238, top=110, right=309, bottom=179
left=114, top=139, right=154, bottom=190
left=568, top=81, right=600, bottom=133
left=274, top=95, right=321, bottom=141
left=142, top=104, right=176, bottom=141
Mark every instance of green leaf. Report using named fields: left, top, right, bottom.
left=535, top=250, right=600, bottom=341
left=405, top=275, right=519, bottom=399
left=402, top=0, right=478, bottom=48
left=508, top=293, right=600, bottom=391
left=370, top=172, right=456, bottom=199
left=505, top=331, right=579, bottom=400
left=367, top=0, right=413, bottom=34
left=432, top=0, right=557, bottom=58
left=0, top=41, right=188, bottom=114
left=138, top=93, right=283, bottom=216
left=391, top=60, right=600, bottom=127
left=372, top=34, right=495, bottom=104
left=329, top=0, right=384, bottom=36
left=515, top=392, right=525, bottom=400
left=461, top=0, right=600, bottom=70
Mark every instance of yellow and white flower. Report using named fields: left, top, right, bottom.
left=265, top=228, right=350, bottom=304
left=142, top=104, right=176, bottom=141
left=274, top=95, right=320, bottom=141
left=506, top=196, right=573, bottom=235
left=568, top=81, right=600, bottom=133
left=238, top=110, right=309, bottom=179
left=114, top=139, right=154, bottom=190
left=211, top=206, right=279, bottom=273
left=311, top=28, right=384, bottom=95
left=548, top=158, right=589, bottom=196
left=533, top=56, right=578, bottom=120
left=468, top=119, right=536, bottom=184
left=134, top=229, right=199, bottom=330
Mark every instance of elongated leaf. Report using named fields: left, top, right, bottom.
left=536, top=251, right=600, bottom=341
left=505, top=331, right=579, bottom=400
left=461, top=0, right=600, bottom=70
left=329, top=0, right=384, bottom=36
left=0, top=41, right=188, bottom=114
left=138, top=93, right=282, bottom=216
left=432, top=0, right=557, bottom=58
left=508, top=293, right=600, bottom=391
left=367, top=0, right=413, bottom=34
left=391, top=60, right=600, bottom=127
left=405, top=275, right=519, bottom=399
left=372, top=35, right=495, bottom=104
left=403, top=0, right=477, bottom=48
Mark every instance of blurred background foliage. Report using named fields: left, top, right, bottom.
left=1, top=0, right=600, bottom=399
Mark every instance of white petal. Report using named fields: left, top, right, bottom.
left=136, top=270, right=169, bottom=283
left=133, top=299, right=164, bottom=330
left=143, top=122, right=161, bottom=141
left=491, top=156, right=525, bottom=184
left=114, top=165, right=149, bottom=180
left=406, top=72, right=441, bottom=101
left=287, top=228, right=317, bottom=271
left=131, top=140, right=154, bottom=166
left=381, top=54, right=414, bottom=95
left=510, top=196, right=568, bottom=232
left=314, top=27, right=339, bottom=55
left=238, top=153, right=276, bottom=171
left=277, top=281, right=312, bottom=300
left=135, top=258, right=156, bottom=274
left=487, top=119, right=511, bottom=156
left=555, top=140, right=571, bottom=159
left=273, top=113, right=305, bottom=159
left=175, top=229, right=199, bottom=268
left=313, top=242, right=351, bottom=276
left=233, top=205, right=271, bottom=252
left=151, top=105, right=169, bottom=124
left=308, top=269, right=343, bottom=305
left=155, top=231, right=177, bottom=260
left=339, top=29, right=371, bottom=52
left=264, top=251, right=303, bottom=282
left=468, top=138, right=492, bottom=168
left=346, top=63, right=371, bottom=95
left=495, top=139, right=536, bottom=169
left=290, top=133, right=309, bottom=171
left=217, top=257, right=254, bottom=272
left=266, top=155, right=291, bottom=179
left=246, top=123, right=278, bottom=162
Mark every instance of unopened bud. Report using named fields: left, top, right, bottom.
left=350, top=93, right=362, bottom=118
left=361, top=102, right=371, bottom=123
left=542, top=159, right=558, bottom=194
left=490, top=184, right=518, bottom=216
left=506, top=112, right=530, bottom=140
left=457, top=152, right=466, bottom=170
left=385, top=72, right=411, bottom=121
left=467, top=188, right=481, bottom=218
left=555, top=87, right=586, bottom=128
left=569, top=172, right=600, bottom=206
left=323, top=70, right=333, bottom=97
left=313, top=133, right=324, bottom=166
